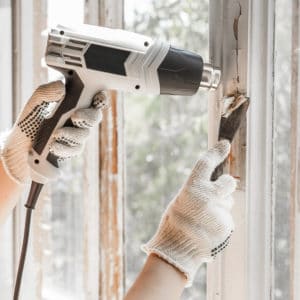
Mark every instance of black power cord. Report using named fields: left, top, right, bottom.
left=13, top=182, right=44, bottom=300
left=13, top=208, right=32, bottom=300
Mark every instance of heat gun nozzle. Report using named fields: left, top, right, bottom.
left=200, top=63, right=221, bottom=91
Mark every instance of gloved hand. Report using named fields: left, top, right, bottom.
left=142, top=140, right=236, bottom=287
left=0, top=81, right=107, bottom=185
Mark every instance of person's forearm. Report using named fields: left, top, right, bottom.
left=0, top=160, right=22, bottom=225
left=125, top=253, right=186, bottom=300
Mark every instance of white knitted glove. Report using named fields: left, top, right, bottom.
left=0, top=81, right=107, bottom=184
left=142, top=140, right=237, bottom=286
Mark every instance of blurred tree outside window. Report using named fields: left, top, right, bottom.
left=274, top=0, right=292, bottom=299
left=124, top=1, right=209, bottom=299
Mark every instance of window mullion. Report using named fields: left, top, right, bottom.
left=247, top=0, right=276, bottom=299
left=290, top=0, right=300, bottom=298
left=11, top=0, right=46, bottom=299
left=207, top=0, right=249, bottom=299
left=85, top=1, right=126, bottom=299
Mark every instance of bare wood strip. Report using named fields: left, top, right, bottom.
left=84, top=0, right=125, bottom=298
left=99, top=91, right=125, bottom=300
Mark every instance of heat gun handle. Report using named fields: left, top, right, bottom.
left=28, top=70, right=85, bottom=182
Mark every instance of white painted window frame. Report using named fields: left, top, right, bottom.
left=5, top=0, right=300, bottom=299
left=290, top=0, right=300, bottom=298
left=206, top=1, right=295, bottom=300
left=11, top=1, right=43, bottom=298
left=246, top=1, right=276, bottom=299
left=207, top=1, right=249, bottom=299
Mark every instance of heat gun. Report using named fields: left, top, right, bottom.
left=28, top=23, right=221, bottom=183
left=14, top=23, right=222, bottom=300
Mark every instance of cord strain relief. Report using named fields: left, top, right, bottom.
left=25, top=182, right=44, bottom=209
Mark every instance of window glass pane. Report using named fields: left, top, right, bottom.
left=274, top=0, right=292, bottom=299
left=124, top=1, right=209, bottom=298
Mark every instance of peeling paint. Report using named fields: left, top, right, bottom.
left=100, top=90, right=125, bottom=300
left=233, top=2, right=242, bottom=90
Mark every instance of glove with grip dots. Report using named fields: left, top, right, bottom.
left=0, top=81, right=108, bottom=184
left=142, top=140, right=236, bottom=287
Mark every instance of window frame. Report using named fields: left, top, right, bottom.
left=84, top=0, right=126, bottom=298
left=4, top=0, right=300, bottom=299
left=206, top=1, right=298, bottom=300
left=11, top=1, right=45, bottom=299
left=290, top=0, right=300, bottom=298
left=246, top=0, right=276, bottom=299
left=207, top=0, right=249, bottom=299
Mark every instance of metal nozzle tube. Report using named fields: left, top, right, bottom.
left=200, top=63, right=221, bottom=90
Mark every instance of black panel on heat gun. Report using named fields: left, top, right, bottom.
left=84, top=44, right=130, bottom=76
left=157, top=47, right=203, bottom=96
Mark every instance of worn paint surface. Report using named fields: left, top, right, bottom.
left=84, top=1, right=125, bottom=299
left=98, top=1, right=125, bottom=299
left=83, top=1, right=125, bottom=299
left=207, top=1, right=248, bottom=299
left=99, top=91, right=125, bottom=300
